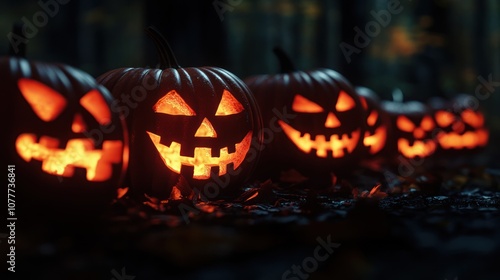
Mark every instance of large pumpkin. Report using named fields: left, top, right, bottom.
left=244, top=48, right=365, bottom=176
left=381, top=100, right=437, bottom=159
left=4, top=36, right=128, bottom=218
left=97, top=27, right=263, bottom=200
left=428, top=94, right=488, bottom=152
left=355, top=86, right=391, bottom=159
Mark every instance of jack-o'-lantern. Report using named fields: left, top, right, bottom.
left=97, top=27, right=263, bottom=199
left=244, top=48, right=365, bottom=176
left=381, top=100, right=437, bottom=159
left=429, top=94, right=488, bottom=152
left=355, top=86, right=391, bottom=158
left=4, top=31, right=128, bottom=218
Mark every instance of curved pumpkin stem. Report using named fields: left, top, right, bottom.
left=8, top=23, right=27, bottom=57
left=145, top=26, right=180, bottom=69
left=273, top=47, right=296, bottom=73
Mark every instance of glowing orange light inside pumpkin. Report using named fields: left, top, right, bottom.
left=15, top=134, right=122, bottom=181
left=367, top=111, right=378, bottom=126
left=396, top=116, right=415, bottom=132
left=461, top=109, right=484, bottom=128
left=154, top=90, right=196, bottom=116
left=148, top=90, right=251, bottom=179
left=292, top=94, right=324, bottom=113
left=215, top=90, right=244, bottom=115
left=398, top=138, right=436, bottom=158
left=72, top=114, right=87, bottom=133
left=324, top=112, right=341, bottom=128
left=18, top=78, right=67, bottom=122
left=363, top=126, right=387, bottom=154
left=420, top=116, right=435, bottom=131
left=359, top=97, right=368, bottom=110
left=435, top=111, right=454, bottom=127
left=194, top=118, right=217, bottom=138
left=437, top=129, right=489, bottom=149
left=335, top=90, right=356, bottom=112
left=147, top=131, right=252, bottom=180
left=278, top=120, right=360, bottom=158
left=80, top=90, right=112, bottom=125
left=413, top=128, right=425, bottom=138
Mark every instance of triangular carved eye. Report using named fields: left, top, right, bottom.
left=335, top=90, right=355, bottom=112
left=292, top=94, right=323, bottom=113
left=397, top=116, right=415, bottom=132
left=435, top=111, right=454, bottom=127
left=420, top=116, right=435, bottom=131
left=154, top=90, right=196, bottom=116
left=80, top=89, right=112, bottom=125
left=18, top=78, right=67, bottom=122
left=461, top=109, right=484, bottom=128
left=215, top=90, right=244, bottom=116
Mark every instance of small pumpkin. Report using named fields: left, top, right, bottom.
left=381, top=100, right=437, bottom=159
left=244, top=48, right=365, bottom=175
left=355, top=86, right=391, bottom=158
left=4, top=26, right=128, bottom=217
left=97, top=27, right=263, bottom=200
left=428, top=94, right=488, bottom=152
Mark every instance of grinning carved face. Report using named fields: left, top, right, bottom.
left=355, top=87, right=389, bottom=156
left=279, top=90, right=361, bottom=158
left=14, top=79, right=123, bottom=181
left=382, top=101, right=437, bottom=159
left=396, top=115, right=436, bottom=158
left=147, top=89, right=252, bottom=180
left=431, top=95, right=489, bottom=150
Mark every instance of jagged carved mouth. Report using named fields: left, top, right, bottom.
left=15, top=133, right=123, bottom=181
left=398, top=138, right=436, bottom=158
left=363, top=126, right=387, bottom=154
left=147, top=131, right=252, bottom=180
left=278, top=120, right=361, bottom=158
left=437, top=129, right=488, bottom=149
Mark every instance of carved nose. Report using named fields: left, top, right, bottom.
left=325, top=112, right=341, bottom=128
left=453, top=121, right=465, bottom=134
left=195, top=118, right=217, bottom=138
left=413, top=128, right=424, bottom=138
left=72, top=113, right=87, bottom=133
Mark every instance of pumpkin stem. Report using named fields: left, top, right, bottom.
left=145, top=26, right=180, bottom=69
left=391, top=88, right=404, bottom=103
left=273, top=47, right=296, bottom=73
left=8, top=23, right=27, bottom=57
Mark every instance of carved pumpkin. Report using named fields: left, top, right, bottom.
left=244, top=48, right=365, bottom=175
left=97, top=27, right=262, bottom=199
left=381, top=100, right=437, bottom=159
left=429, top=94, right=489, bottom=152
left=4, top=36, right=128, bottom=217
left=355, top=86, right=391, bottom=158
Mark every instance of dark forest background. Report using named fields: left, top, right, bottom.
left=1, top=0, right=499, bottom=153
